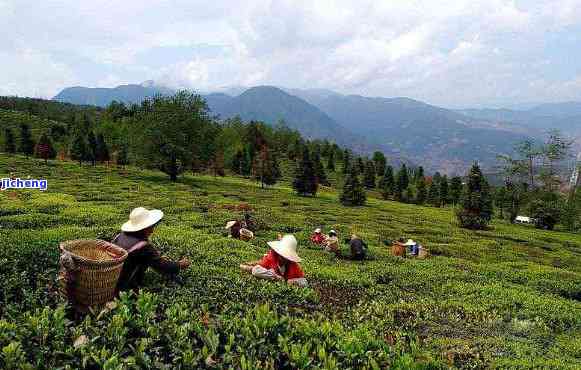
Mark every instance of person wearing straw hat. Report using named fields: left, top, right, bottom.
left=310, top=227, right=325, bottom=245
left=323, top=230, right=340, bottom=256
left=113, top=207, right=190, bottom=291
left=404, top=239, right=420, bottom=257
left=240, top=234, right=308, bottom=287
left=225, top=220, right=242, bottom=239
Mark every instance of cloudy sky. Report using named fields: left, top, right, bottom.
left=2, top=0, right=581, bottom=107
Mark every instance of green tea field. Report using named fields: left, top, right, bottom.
left=1, top=154, right=580, bottom=369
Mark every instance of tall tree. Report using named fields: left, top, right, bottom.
left=456, top=163, right=493, bottom=229
left=34, top=132, right=56, bottom=163
left=313, top=149, right=329, bottom=186
left=363, top=160, right=376, bottom=189
left=293, top=146, right=318, bottom=196
left=340, top=166, right=366, bottom=206
left=357, top=157, right=365, bottom=174
left=19, top=124, right=34, bottom=158
left=516, top=139, right=542, bottom=189
left=327, top=150, right=336, bottom=172
left=256, top=146, right=280, bottom=188
left=395, top=164, right=409, bottom=201
left=70, top=132, right=87, bottom=166
left=415, top=166, right=425, bottom=183
left=3, top=128, right=16, bottom=154
left=241, top=147, right=252, bottom=177
left=380, top=165, right=395, bottom=200
left=137, top=92, right=214, bottom=181
left=440, top=175, right=449, bottom=206
left=449, top=176, right=463, bottom=205
left=539, top=130, right=573, bottom=191
left=342, top=149, right=351, bottom=173
left=117, top=142, right=129, bottom=168
left=427, top=181, right=440, bottom=207
left=416, top=176, right=427, bottom=204
left=372, top=151, right=387, bottom=177
left=86, top=131, right=97, bottom=165
left=231, top=149, right=244, bottom=175
left=95, top=133, right=110, bottom=163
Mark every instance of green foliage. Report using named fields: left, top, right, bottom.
left=95, top=133, right=110, bottom=163
left=312, top=149, right=329, bottom=186
left=293, top=146, right=318, bottom=196
left=1, top=155, right=581, bottom=369
left=327, top=149, right=335, bottom=172
left=528, top=194, right=564, bottom=230
left=18, top=124, right=34, bottom=157
left=457, top=163, right=493, bottom=229
left=449, top=176, right=463, bottom=205
left=416, top=176, right=427, bottom=204
left=363, top=159, right=376, bottom=189
left=372, top=151, right=386, bottom=177
left=70, top=131, right=88, bottom=166
left=3, top=128, right=16, bottom=154
left=380, top=166, right=395, bottom=200
left=395, top=164, right=409, bottom=201
left=340, top=166, right=366, bottom=206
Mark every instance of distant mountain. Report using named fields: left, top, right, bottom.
left=457, top=102, right=581, bottom=134
left=204, top=86, right=374, bottom=152
left=53, top=82, right=174, bottom=106
left=302, top=94, right=530, bottom=174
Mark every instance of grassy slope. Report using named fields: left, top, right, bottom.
left=0, top=154, right=580, bottom=369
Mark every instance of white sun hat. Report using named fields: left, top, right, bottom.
left=225, top=221, right=237, bottom=230
left=121, top=207, right=164, bottom=232
left=314, top=228, right=322, bottom=233
left=404, top=239, right=416, bottom=246
left=267, top=234, right=302, bottom=262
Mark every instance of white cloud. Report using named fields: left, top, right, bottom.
left=2, top=0, right=581, bottom=105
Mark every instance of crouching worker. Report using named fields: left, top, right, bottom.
left=346, top=234, right=367, bottom=260
left=310, top=228, right=325, bottom=245
left=113, top=207, right=190, bottom=291
left=324, top=230, right=340, bottom=256
left=240, top=235, right=308, bottom=287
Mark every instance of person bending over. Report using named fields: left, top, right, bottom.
left=240, top=234, right=308, bottom=287
left=113, top=207, right=190, bottom=291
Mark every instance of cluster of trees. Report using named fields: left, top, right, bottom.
left=3, top=124, right=36, bottom=159
left=495, top=131, right=577, bottom=231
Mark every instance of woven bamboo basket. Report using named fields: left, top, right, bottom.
left=240, top=228, right=254, bottom=241
left=418, top=247, right=429, bottom=259
left=59, top=239, right=128, bottom=307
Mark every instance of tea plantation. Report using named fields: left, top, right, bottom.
left=1, top=154, right=580, bottom=369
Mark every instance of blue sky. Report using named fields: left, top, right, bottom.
left=1, top=0, right=581, bottom=108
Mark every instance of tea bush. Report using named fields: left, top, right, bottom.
left=0, top=154, right=580, bottom=369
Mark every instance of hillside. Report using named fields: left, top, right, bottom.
left=307, top=94, right=530, bottom=175
left=53, top=83, right=173, bottom=106
left=1, top=154, right=580, bottom=369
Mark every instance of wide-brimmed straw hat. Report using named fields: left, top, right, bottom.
left=121, top=207, right=164, bottom=232
left=404, top=239, right=417, bottom=246
left=267, top=234, right=301, bottom=262
left=329, top=229, right=337, bottom=236
left=225, top=221, right=237, bottom=230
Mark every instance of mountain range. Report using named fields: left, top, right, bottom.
left=52, top=82, right=580, bottom=174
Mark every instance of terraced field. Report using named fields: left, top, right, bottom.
left=1, top=154, right=580, bottom=369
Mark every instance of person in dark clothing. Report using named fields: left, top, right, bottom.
left=345, top=234, right=367, bottom=260
left=225, top=220, right=243, bottom=239
left=113, top=207, right=190, bottom=291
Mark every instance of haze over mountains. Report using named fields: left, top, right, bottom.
left=52, top=82, right=580, bottom=174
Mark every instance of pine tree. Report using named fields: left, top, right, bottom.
left=70, top=132, right=87, bottom=166
left=342, top=149, right=351, bottom=173
left=95, top=133, right=110, bottom=163
left=456, top=163, right=493, bottom=229
left=313, top=149, right=329, bottom=186
left=363, top=160, right=376, bottom=189
left=86, top=131, right=97, bottom=165
left=232, top=149, right=244, bottom=175
left=241, top=147, right=252, bottom=177
left=450, top=176, right=463, bottom=205
left=19, top=124, right=34, bottom=158
left=415, top=166, right=425, bottom=183
left=395, top=164, right=409, bottom=201
left=117, top=142, right=129, bottom=168
left=327, top=150, right=336, bottom=172
left=416, top=176, right=427, bottom=204
left=293, top=146, right=318, bottom=196
left=403, top=185, right=415, bottom=203
left=379, top=166, right=395, bottom=200
left=3, top=128, right=16, bottom=154
left=372, top=151, right=387, bottom=177
left=340, top=167, right=366, bottom=206
left=428, top=181, right=440, bottom=207
left=34, top=132, right=56, bottom=163
left=357, top=157, right=365, bottom=174
left=440, top=175, right=449, bottom=206
left=256, top=146, right=279, bottom=188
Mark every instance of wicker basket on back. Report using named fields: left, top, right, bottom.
left=59, top=240, right=128, bottom=307
left=240, top=228, right=254, bottom=241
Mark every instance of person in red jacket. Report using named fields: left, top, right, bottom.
left=240, top=234, right=308, bottom=287
left=310, top=228, right=325, bottom=245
